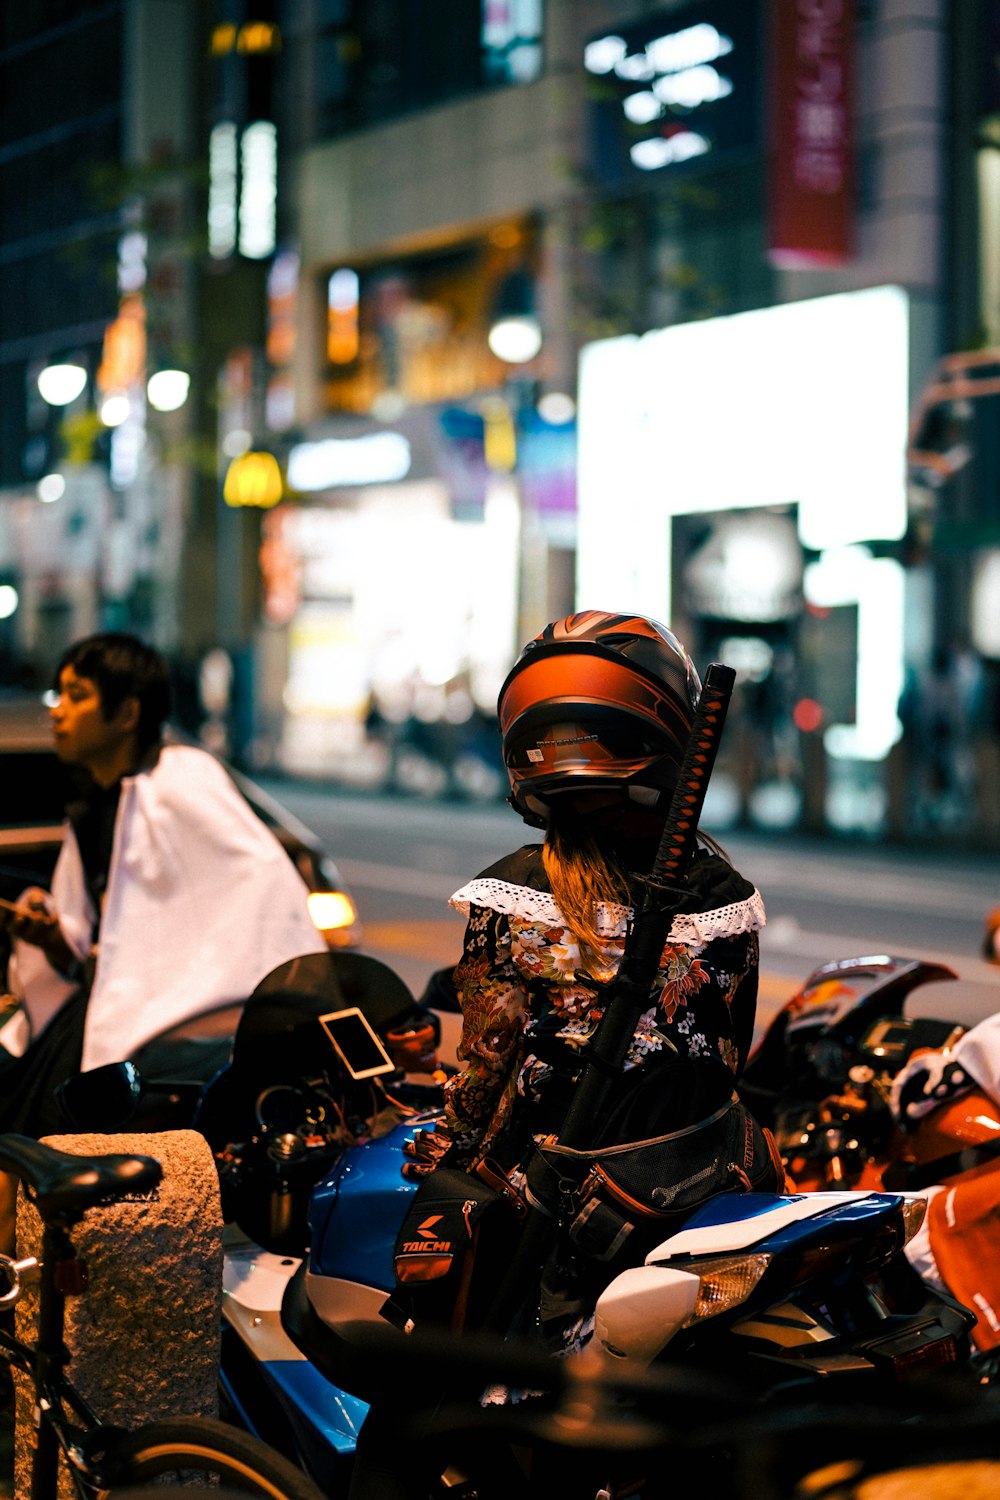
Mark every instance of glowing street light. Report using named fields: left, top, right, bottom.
left=36, top=473, right=66, bottom=503
left=488, top=268, right=542, bottom=366
left=37, top=363, right=87, bottom=407
left=488, top=315, right=543, bottom=365
left=147, top=369, right=190, bottom=412
left=99, top=394, right=131, bottom=427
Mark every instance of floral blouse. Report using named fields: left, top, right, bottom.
left=443, top=844, right=766, bottom=1167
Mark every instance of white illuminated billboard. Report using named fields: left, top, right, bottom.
left=578, top=284, right=909, bottom=611
left=577, top=285, right=911, bottom=761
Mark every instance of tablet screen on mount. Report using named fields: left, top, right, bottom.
left=318, top=1006, right=395, bottom=1080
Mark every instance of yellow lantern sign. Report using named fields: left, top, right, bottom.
left=223, top=450, right=283, bottom=508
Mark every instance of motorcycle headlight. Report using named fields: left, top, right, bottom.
left=307, top=890, right=359, bottom=941
left=675, top=1252, right=773, bottom=1326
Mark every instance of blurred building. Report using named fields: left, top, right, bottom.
left=3, top=1, right=1000, bottom=840
left=0, top=1, right=200, bottom=677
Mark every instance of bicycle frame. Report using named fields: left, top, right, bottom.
left=0, top=1133, right=327, bottom=1500
left=0, top=1220, right=121, bottom=1500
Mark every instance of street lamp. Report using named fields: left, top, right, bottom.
left=147, top=369, right=190, bottom=412
left=487, top=269, right=543, bottom=365
left=37, top=363, right=87, bottom=407
left=99, top=394, right=131, bottom=427
left=36, top=473, right=66, bottom=503
left=487, top=269, right=546, bottom=649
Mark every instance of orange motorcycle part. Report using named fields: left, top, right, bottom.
left=906, top=1088, right=1000, bottom=1172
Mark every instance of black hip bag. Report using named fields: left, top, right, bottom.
left=523, top=1096, right=783, bottom=1264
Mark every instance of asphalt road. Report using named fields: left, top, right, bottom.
left=260, top=780, right=1000, bottom=1041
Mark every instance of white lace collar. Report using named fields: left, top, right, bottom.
left=449, top=876, right=766, bottom=947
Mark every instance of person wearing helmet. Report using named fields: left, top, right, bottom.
left=404, top=610, right=770, bottom=1184
left=345, top=612, right=777, bottom=1500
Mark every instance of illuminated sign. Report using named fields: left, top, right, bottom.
left=208, top=122, right=238, bottom=259
left=804, top=548, right=904, bottom=761
left=208, top=119, right=279, bottom=263
left=680, top=511, right=803, bottom=622
left=267, top=251, right=299, bottom=367
left=110, top=411, right=146, bottom=489
left=585, top=2, right=759, bottom=185
left=972, top=552, right=1000, bottom=657
left=117, top=231, right=147, bottom=294
left=237, top=22, right=281, bottom=54
left=287, top=433, right=412, bottom=491
left=239, top=121, right=277, bottom=260
left=96, top=233, right=147, bottom=426
left=482, top=0, right=542, bottom=84
left=327, top=269, right=360, bottom=364
left=576, top=285, right=910, bottom=759
left=768, top=0, right=856, bottom=267
left=267, top=251, right=299, bottom=432
left=210, top=21, right=282, bottom=56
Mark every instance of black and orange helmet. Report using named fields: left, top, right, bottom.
left=498, top=611, right=701, bottom=827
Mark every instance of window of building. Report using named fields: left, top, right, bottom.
left=306, top=0, right=543, bottom=139
left=320, top=226, right=538, bottom=414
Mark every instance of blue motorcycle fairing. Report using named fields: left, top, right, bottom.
left=662, top=1190, right=904, bottom=1256
left=755, top=1192, right=905, bottom=1256
left=220, top=1353, right=368, bottom=1492
left=308, top=1126, right=909, bottom=1287
left=308, top=1120, right=422, bottom=1288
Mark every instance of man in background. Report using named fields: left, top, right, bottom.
left=1, top=631, right=325, bottom=1137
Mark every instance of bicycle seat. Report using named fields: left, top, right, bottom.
left=0, top=1134, right=162, bottom=1223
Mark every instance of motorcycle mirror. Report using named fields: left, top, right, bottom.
left=55, top=1061, right=144, bottom=1131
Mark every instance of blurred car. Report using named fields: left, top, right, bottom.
left=0, top=696, right=361, bottom=951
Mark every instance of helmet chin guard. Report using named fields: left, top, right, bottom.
left=498, top=611, right=702, bottom=828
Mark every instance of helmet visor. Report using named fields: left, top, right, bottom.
left=500, top=651, right=693, bottom=763
left=505, top=717, right=667, bottom=776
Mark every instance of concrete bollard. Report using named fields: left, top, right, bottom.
left=13, top=1129, right=223, bottom=1500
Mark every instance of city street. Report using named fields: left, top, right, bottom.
left=9, top=4, right=1000, bottom=1490
left=262, top=780, right=1000, bottom=1044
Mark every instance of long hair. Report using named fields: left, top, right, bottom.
left=541, top=808, right=630, bottom=979
left=542, top=805, right=731, bottom=979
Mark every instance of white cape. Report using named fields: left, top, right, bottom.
left=9, top=745, right=326, bottom=1070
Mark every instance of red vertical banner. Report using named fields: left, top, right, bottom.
left=767, top=0, right=856, bottom=267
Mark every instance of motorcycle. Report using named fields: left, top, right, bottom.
left=740, top=952, right=1000, bottom=1362
left=58, top=950, right=985, bottom=1496
left=195, top=962, right=978, bottom=1496
left=219, top=1173, right=980, bottom=1498
left=738, top=954, right=968, bottom=1192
